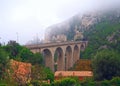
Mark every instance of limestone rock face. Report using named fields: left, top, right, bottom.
left=45, top=12, right=100, bottom=42
left=45, top=9, right=120, bottom=42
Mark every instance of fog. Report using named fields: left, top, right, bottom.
left=0, top=0, right=120, bottom=44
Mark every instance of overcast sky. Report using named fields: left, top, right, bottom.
left=0, top=0, right=120, bottom=44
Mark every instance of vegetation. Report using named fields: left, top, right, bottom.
left=79, top=77, right=120, bottom=86
left=73, top=59, right=92, bottom=71
left=92, top=49, right=120, bottom=80
left=1, top=10, right=120, bottom=85
left=51, top=78, right=80, bottom=86
left=0, top=47, right=9, bottom=79
left=31, top=65, right=54, bottom=84
left=27, top=77, right=120, bottom=86
left=81, top=18, right=120, bottom=59
left=0, top=40, right=53, bottom=85
left=65, top=10, right=120, bottom=85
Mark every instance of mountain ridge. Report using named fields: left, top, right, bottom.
left=45, top=9, right=120, bottom=59
left=45, top=9, right=120, bottom=42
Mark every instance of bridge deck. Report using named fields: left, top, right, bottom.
left=25, top=41, right=86, bottom=49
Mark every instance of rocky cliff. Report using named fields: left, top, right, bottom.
left=45, top=9, right=120, bottom=43
left=45, top=9, right=120, bottom=59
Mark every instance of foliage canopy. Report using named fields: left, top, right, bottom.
left=92, top=49, right=120, bottom=80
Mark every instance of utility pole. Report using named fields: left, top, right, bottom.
left=36, top=33, right=39, bottom=45
left=0, top=37, right=1, bottom=46
left=16, top=32, right=19, bottom=43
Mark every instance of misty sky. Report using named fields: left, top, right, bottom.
left=0, top=0, right=120, bottom=44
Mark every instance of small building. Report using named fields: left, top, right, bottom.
left=52, top=34, right=67, bottom=42
left=54, top=71, right=93, bottom=81
left=74, top=30, right=84, bottom=41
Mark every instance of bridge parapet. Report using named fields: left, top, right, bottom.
left=25, top=41, right=87, bottom=49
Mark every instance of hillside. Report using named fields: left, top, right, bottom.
left=82, top=10, right=120, bottom=59
left=82, top=20, right=120, bottom=59
left=45, top=9, right=120, bottom=59
left=45, top=11, right=100, bottom=41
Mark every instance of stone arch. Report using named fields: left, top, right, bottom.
left=73, top=45, right=80, bottom=64
left=80, top=43, right=86, bottom=51
left=42, top=49, right=54, bottom=71
left=54, top=47, right=64, bottom=71
left=65, top=46, right=72, bottom=70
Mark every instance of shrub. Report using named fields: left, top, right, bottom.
left=30, top=80, right=51, bottom=86
left=80, top=78, right=95, bottom=86
left=100, top=80, right=111, bottom=86
left=52, top=78, right=78, bottom=86
left=110, top=77, right=120, bottom=86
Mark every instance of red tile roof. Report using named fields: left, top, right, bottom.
left=55, top=71, right=93, bottom=77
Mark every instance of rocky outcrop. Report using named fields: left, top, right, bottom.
left=10, top=60, right=31, bottom=85
left=45, top=11, right=102, bottom=42
left=45, top=9, right=120, bottom=42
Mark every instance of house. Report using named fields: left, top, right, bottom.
left=54, top=71, right=93, bottom=81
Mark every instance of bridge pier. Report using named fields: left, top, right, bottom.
left=42, top=49, right=54, bottom=71
left=73, top=45, right=80, bottom=64
left=54, top=47, right=65, bottom=71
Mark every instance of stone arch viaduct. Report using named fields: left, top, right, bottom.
left=26, top=41, right=87, bottom=72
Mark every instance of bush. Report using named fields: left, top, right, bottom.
left=51, top=78, right=78, bottom=86
left=0, top=82, right=7, bottom=86
left=51, top=80, right=61, bottom=86
left=100, top=80, right=110, bottom=86
left=81, top=82, right=95, bottom=86
left=0, top=79, right=18, bottom=86
left=80, top=78, right=95, bottom=86
left=110, top=77, right=120, bottom=86
left=60, top=78, right=76, bottom=86
left=30, top=80, right=51, bottom=86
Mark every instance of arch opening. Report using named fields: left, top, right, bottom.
left=81, top=44, right=85, bottom=51
left=42, top=49, right=54, bottom=71
left=73, top=45, right=80, bottom=64
left=65, top=46, right=72, bottom=70
left=54, top=47, right=64, bottom=71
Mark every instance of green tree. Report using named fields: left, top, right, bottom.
left=4, top=40, right=22, bottom=60
left=31, top=65, right=47, bottom=81
left=92, top=49, right=120, bottom=80
left=19, top=47, right=43, bottom=65
left=19, top=47, right=33, bottom=62
left=44, top=67, right=54, bottom=82
left=31, top=65, right=54, bottom=83
left=0, top=47, right=9, bottom=79
left=31, top=53, right=43, bottom=65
